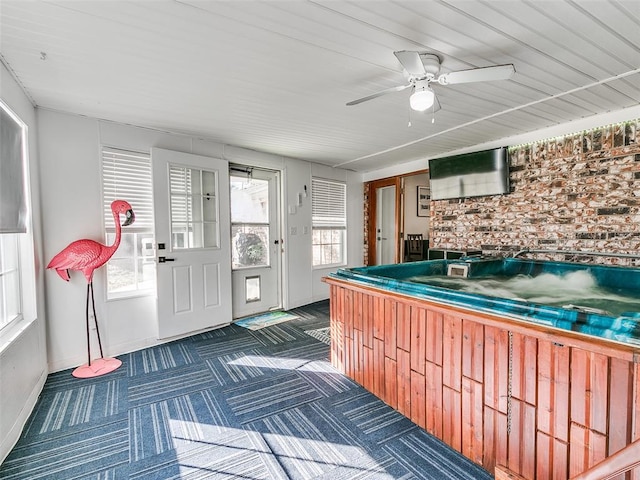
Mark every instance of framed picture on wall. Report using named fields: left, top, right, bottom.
left=417, top=186, right=430, bottom=217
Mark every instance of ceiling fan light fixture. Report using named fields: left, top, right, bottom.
left=410, top=84, right=435, bottom=111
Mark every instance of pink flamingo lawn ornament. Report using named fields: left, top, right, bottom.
left=47, top=200, right=135, bottom=378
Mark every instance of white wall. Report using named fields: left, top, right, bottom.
left=0, top=62, right=48, bottom=462
left=38, top=110, right=364, bottom=372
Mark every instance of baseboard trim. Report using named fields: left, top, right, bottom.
left=0, top=368, right=47, bottom=463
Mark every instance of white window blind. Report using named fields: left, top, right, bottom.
left=102, top=147, right=153, bottom=229
left=101, top=147, right=155, bottom=297
left=311, top=178, right=346, bottom=228
left=312, top=178, right=347, bottom=267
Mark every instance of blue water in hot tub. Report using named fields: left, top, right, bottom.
left=330, top=258, right=640, bottom=346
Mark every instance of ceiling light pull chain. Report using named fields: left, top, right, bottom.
left=408, top=106, right=412, bottom=127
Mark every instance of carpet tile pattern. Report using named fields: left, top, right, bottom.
left=1, top=300, right=493, bottom=479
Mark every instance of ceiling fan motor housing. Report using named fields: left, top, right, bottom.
left=419, top=53, right=441, bottom=78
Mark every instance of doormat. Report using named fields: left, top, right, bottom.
left=235, top=311, right=299, bottom=331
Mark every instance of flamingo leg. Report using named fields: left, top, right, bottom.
left=85, top=283, right=91, bottom=366
left=90, top=282, right=105, bottom=359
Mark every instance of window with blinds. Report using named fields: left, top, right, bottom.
left=311, top=178, right=346, bottom=267
left=101, top=147, right=155, bottom=298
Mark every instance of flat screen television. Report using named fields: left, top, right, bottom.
left=428, top=147, right=509, bottom=201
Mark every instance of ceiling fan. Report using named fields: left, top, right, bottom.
left=347, top=51, right=516, bottom=112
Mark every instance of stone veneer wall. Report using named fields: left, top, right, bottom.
left=430, top=120, right=640, bottom=265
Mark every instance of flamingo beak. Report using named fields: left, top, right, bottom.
left=122, top=209, right=135, bottom=226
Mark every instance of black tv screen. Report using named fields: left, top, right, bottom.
left=428, top=147, right=509, bottom=200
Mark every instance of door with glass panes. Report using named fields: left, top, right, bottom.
left=230, top=167, right=281, bottom=318
left=152, top=148, right=232, bottom=339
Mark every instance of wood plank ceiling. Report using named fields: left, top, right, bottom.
left=1, top=0, right=639, bottom=172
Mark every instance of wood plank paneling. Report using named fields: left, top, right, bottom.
left=397, top=303, right=411, bottom=352
left=345, top=325, right=353, bottom=379
left=384, top=299, right=397, bottom=360
left=462, top=377, right=484, bottom=464
left=536, top=432, right=568, bottom=480
left=537, top=340, right=570, bottom=443
left=608, top=357, right=633, bottom=462
left=344, top=289, right=354, bottom=340
left=363, top=294, right=373, bottom=348
left=362, top=345, right=373, bottom=392
left=425, top=361, right=443, bottom=438
left=495, top=466, right=528, bottom=480
left=411, top=369, right=426, bottom=429
left=397, top=348, right=411, bottom=416
left=373, top=337, right=385, bottom=399
left=443, top=386, right=462, bottom=451
left=632, top=362, right=640, bottom=480
left=634, top=362, right=640, bottom=442
left=484, top=407, right=507, bottom=473
left=508, top=399, right=536, bottom=479
left=462, top=319, right=484, bottom=383
left=485, top=326, right=509, bottom=414
left=354, top=291, right=363, bottom=333
left=570, top=349, right=609, bottom=435
left=511, top=333, right=537, bottom=405
left=384, top=356, right=398, bottom=409
left=326, top=282, right=640, bottom=480
left=569, top=423, right=607, bottom=478
left=443, top=314, right=463, bottom=391
left=426, top=309, right=443, bottom=365
left=330, top=286, right=343, bottom=371
left=411, top=307, right=427, bottom=375
left=373, top=296, right=384, bottom=340
left=353, top=328, right=363, bottom=385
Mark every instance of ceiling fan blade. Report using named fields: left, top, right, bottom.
left=432, top=94, right=441, bottom=113
left=443, top=64, right=515, bottom=85
left=394, top=50, right=426, bottom=77
left=346, top=83, right=412, bottom=106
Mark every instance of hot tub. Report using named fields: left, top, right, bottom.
left=330, top=257, right=640, bottom=346
left=324, top=256, right=640, bottom=480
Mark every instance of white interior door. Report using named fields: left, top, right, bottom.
left=230, top=167, right=281, bottom=319
left=376, top=185, right=396, bottom=265
left=152, top=148, right=232, bottom=339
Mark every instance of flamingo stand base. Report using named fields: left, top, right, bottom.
left=72, top=357, right=122, bottom=379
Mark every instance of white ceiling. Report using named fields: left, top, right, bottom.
left=2, top=0, right=639, bottom=173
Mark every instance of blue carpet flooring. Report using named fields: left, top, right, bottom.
left=0, top=300, right=493, bottom=479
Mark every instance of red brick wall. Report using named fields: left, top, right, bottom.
left=430, top=120, right=640, bottom=264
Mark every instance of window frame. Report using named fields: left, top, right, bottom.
left=0, top=100, right=36, bottom=343
left=311, top=177, right=347, bottom=269
left=0, top=233, right=23, bottom=333
left=101, top=146, right=156, bottom=300
left=230, top=172, right=272, bottom=270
